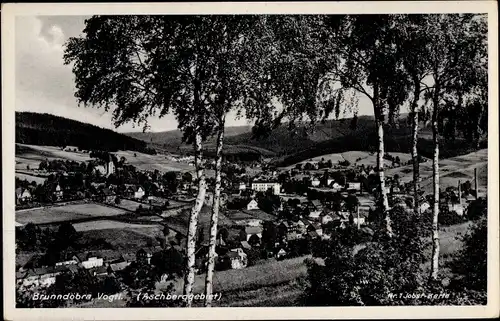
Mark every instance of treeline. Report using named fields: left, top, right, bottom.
left=276, top=128, right=486, bottom=168
left=16, top=112, right=154, bottom=153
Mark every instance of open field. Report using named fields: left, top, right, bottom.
left=78, top=227, right=163, bottom=250
left=114, top=199, right=144, bottom=212
left=15, top=144, right=92, bottom=170
left=386, top=149, right=488, bottom=194
left=283, top=151, right=416, bottom=170
left=218, top=280, right=304, bottom=307
left=16, top=203, right=127, bottom=225
left=15, top=172, right=47, bottom=184
left=114, top=150, right=194, bottom=173
left=282, top=148, right=487, bottom=196
left=162, top=205, right=236, bottom=238
left=72, top=219, right=161, bottom=232
left=16, top=143, right=197, bottom=175
left=165, top=255, right=311, bottom=295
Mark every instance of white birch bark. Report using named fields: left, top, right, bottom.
left=205, top=119, right=225, bottom=307
left=410, top=77, right=421, bottom=216
left=376, top=118, right=392, bottom=236
left=373, top=82, right=391, bottom=236
left=183, top=129, right=207, bottom=307
left=430, top=93, right=440, bottom=281
left=411, top=110, right=420, bottom=215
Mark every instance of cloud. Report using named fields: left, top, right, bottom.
left=14, top=16, right=167, bottom=132
left=15, top=15, right=379, bottom=134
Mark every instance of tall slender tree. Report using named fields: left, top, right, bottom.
left=421, top=14, right=487, bottom=281
left=396, top=15, right=432, bottom=215
left=336, top=15, right=410, bottom=236
left=202, top=15, right=266, bottom=307
left=64, top=16, right=219, bottom=306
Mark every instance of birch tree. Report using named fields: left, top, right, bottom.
left=202, top=16, right=264, bottom=307
left=421, top=14, right=487, bottom=281
left=396, top=15, right=431, bottom=215
left=64, top=16, right=218, bottom=306
left=336, top=15, right=410, bottom=236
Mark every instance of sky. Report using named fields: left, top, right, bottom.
left=15, top=15, right=374, bottom=133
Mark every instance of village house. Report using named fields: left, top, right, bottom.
left=419, top=200, right=431, bottom=214
left=246, top=199, right=260, bottom=211
left=55, top=257, right=79, bottom=267
left=295, top=218, right=310, bottom=233
left=286, top=230, right=301, bottom=243
left=63, top=145, right=79, bottom=152
left=100, top=188, right=116, bottom=203
left=446, top=202, right=465, bottom=216
left=307, top=223, right=323, bottom=236
left=240, top=240, right=252, bottom=251
left=325, top=178, right=335, bottom=187
left=306, top=200, right=323, bottom=220
left=133, top=186, right=146, bottom=200
left=52, top=184, right=64, bottom=201
left=330, top=181, right=344, bottom=192
left=310, top=177, right=321, bottom=187
left=306, top=230, right=321, bottom=241
left=224, top=248, right=248, bottom=269
left=346, top=182, right=361, bottom=191
left=276, top=248, right=287, bottom=260
left=136, top=248, right=154, bottom=265
left=238, top=182, right=247, bottom=191
left=15, top=187, right=32, bottom=205
left=332, top=211, right=350, bottom=229
left=110, top=261, right=129, bottom=273
left=89, top=265, right=110, bottom=278
left=20, top=266, right=70, bottom=288
left=76, top=252, right=104, bottom=269
left=320, top=211, right=334, bottom=225
left=240, top=226, right=263, bottom=242
left=251, top=180, right=281, bottom=195
left=352, top=211, right=368, bottom=226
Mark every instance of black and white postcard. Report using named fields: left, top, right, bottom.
left=2, top=2, right=499, bottom=320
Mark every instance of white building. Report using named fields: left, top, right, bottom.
left=331, top=182, right=344, bottom=192
left=246, top=199, right=260, bottom=210
left=251, top=181, right=281, bottom=195
left=311, top=178, right=321, bottom=187
left=419, top=201, right=431, bottom=214
left=134, top=186, right=145, bottom=200
left=78, top=254, right=104, bottom=269
left=347, top=182, right=361, bottom=191
left=239, top=182, right=247, bottom=190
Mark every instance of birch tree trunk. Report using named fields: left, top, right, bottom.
left=430, top=93, right=440, bottom=281
left=374, top=83, right=391, bottom=236
left=205, top=117, right=225, bottom=307
left=411, top=110, right=420, bottom=215
left=183, top=129, right=207, bottom=307
left=476, top=103, right=485, bottom=149
left=376, top=118, right=392, bottom=236
left=411, top=78, right=421, bottom=215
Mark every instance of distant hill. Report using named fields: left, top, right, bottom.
left=16, top=112, right=153, bottom=153
left=128, top=114, right=486, bottom=165
left=126, top=125, right=276, bottom=160
left=127, top=116, right=414, bottom=161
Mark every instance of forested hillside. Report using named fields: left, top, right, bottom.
left=16, top=112, right=154, bottom=153
left=127, top=114, right=486, bottom=165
